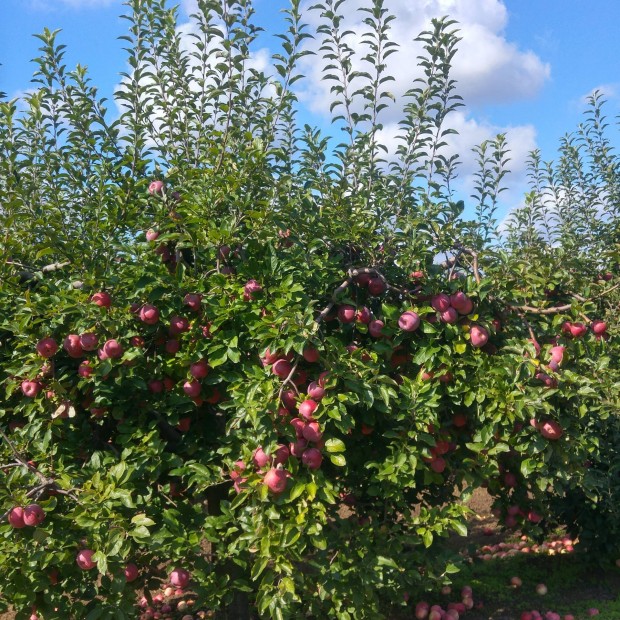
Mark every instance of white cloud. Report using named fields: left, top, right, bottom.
left=296, top=0, right=550, bottom=116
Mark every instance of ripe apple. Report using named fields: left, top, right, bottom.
left=176, top=417, right=191, bottom=432
left=190, top=360, right=209, bottom=379
left=8, top=506, right=26, bottom=528
left=356, top=306, right=372, bottom=324
left=91, top=292, right=111, bottom=308
left=591, top=320, right=607, bottom=335
left=302, top=448, right=323, bottom=469
left=587, top=609, right=599, bottom=617
left=76, top=549, right=97, bottom=570
left=139, top=304, right=160, bottom=325
left=79, top=333, right=98, bottom=351
left=290, top=417, right=305, bottom=437
left=398, top=311, right=421, bottom=332
left=430, top=457, right=446, bottom=473
left=298, top=399, right=318, bottom=420
left=337, top=305, right=356, bottom=323
left=273, top=444, right=290, bottom=465
left=264, top=468, right=288, bottom=494
left=148, top=380, right=164, bottom=394
left=169, top=567, right=190, bottom=588
left=253, top=447, right=270, bottom=469
left=510, top=576, right=522, bottom=587
left=303, top=346, right=320, bottom=363
left=539, top=420, right=563, bottom=440
left=289, top=438, right=308, bottom=458
left=148, top=180, right=164, bottom=195
left=124, top=563, right=139, bottom=582
left=21, top=380, right=42, bottom=398
left=368, top=319, right=385, bottom=338
left=165, top=339, right=180, bottom=355
left=169, top=316, right=190, bottom=335
left=528, top=510, right=543, bottom=523
left=428, top=609, right=442, bottom=620
left=367, top=277, right=386, bottom=296
left=451, top=292, right=473, bottom=315
left=183, top=380, right=201, bottom=398
left=569, top=322, right=587, bottom=338
left=470, top=325, right=489, bottom=348
left=280, top=390, right=297, bottom=412
left=440, top=307, right=458, bottom=324
left=307, top=381, right=325, bottom=401
left=183, top=293, right=202, bottom=311
left=415, top=601, right=430, bottom=619
left=431, top=293, right=451, bottom=312
left=272, top=359, right=293, bottom=378
left=103, top=339, right=123, bottom=359
left=302, top=421, right=323, bottom=443
left=62, top=334, right=83, bottom=358
left=78, top=362, right=93, bottom=380
left=36, top=337, right=58, bottom=358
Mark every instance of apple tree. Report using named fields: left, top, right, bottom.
left=0, top=1, right=618, bottom=619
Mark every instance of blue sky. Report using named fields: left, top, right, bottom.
left=2, top=0, right=620, bottom=220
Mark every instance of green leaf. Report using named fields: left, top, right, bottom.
left=330, top=454, right=346, bottom=467
left=325, top=438, right=346, bottom=453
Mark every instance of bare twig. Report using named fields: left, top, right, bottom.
left=7, top=259, right=71, bottom=282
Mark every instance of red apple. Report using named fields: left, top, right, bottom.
left=148, top=379, right=164, bottom=393
left=264, top=468, right=288, bottom=494
left=591, top=320, right=607, bottom=335
left=165, top=339, right=180, bottom=355
left=368, top=277, right=386, bottom=296
left=79, top=333, right=98, bottom=351
left=338, top=305, right=356, bottom=323
left=190, top=360, right=209, bottom=379
left=356, top=306, right=372, bottom=324
left=63, top=334, right=84, bottom=358
left=272, top=359, right=293, bottom=378
left=91, top=292, right=111, bottom=308
left=302, top=421, right=323, bottom=443
left=470, top=325, right=489, bottom=348
left=398, top=311, right=421, bottom=332
left=21, top=380, right=42, bottom=398
left=124, top=562, right=139, bottom=582
left=183, top=380, right=201, bottom=398
left=368, top=319, right=385, bottom=338
left=24, top=504, right=45, bottom=526
left=36, top=337, right=58, bottom=358
left=440, top=307, right=458, bottom=324
left=299, top=399, right=318, bottom=420
left=8, top=506, right=26, bottom=528
left=535, top=583, right=547, bottom=595
left=78, top=361, right=94, bottom=378
left=253, top=447, right=270, bottom=469
left=301, top=448, right=322, bottom=469
left=148, top=180, right=164, bottom=195
left=307, top=381, right=325, bottom=401
left=569, top=322, right=587, bottom=338
left=431, top=293, right=451, bottom=312
left=169, top=316, right=190, bottom=335
left=183, top=293, right=202, bottom=311
left=273, top=444, right=290, bottom=465
left=139, top=304, right=160, bottom=325
left=303, top=346, right=320, bottom=363
left=169, top=567, right=190, bottom=588
left=539, top=420, right=563, bottom=440
left=103, top=339, right=123, bottom=359
left=76, top=549, right=97, bottom=570
left=415, top=601, right=430, bottom=619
